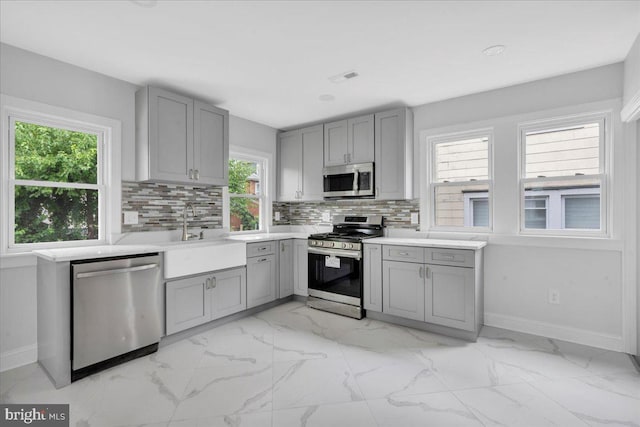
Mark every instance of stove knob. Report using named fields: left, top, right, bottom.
left=310, top=241, right=316, bottom=246
left=344, top=243, right=353, bottom=250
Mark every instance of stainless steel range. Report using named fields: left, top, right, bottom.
left=307, top=215, right=384, bottom=319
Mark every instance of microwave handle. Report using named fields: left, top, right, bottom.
left=353, top=170, right=359, bottom=191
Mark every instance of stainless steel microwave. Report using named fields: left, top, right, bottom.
left=322, top=162, right=374, bottom=199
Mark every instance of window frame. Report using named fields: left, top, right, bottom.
left=517, top=112, right=609, bottom=237
left=1, top=95, right=121, bottom=254
left=228, top=152, right=266, bottom=233
left=427, top=128, right=494, bottom=232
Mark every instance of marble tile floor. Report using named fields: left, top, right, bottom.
left=1, top=301, right=638, bottom=427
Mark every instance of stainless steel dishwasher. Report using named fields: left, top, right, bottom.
left=71, top=253, right=163, bottom=381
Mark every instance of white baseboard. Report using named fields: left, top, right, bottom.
left=484, top=312, right=624, bottom=352
left=0, top=344, right=37, bottom=372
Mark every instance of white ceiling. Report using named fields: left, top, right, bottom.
left=1, top=1, right=639, bottom=130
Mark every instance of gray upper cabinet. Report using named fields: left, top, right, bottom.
left=193, top=100, right=229, bottom=186
left=136, top=86, right=229, bottom=185
left=374, top=108, right=413, bottom=200
left=278, top=130, right=302, bottom=201
left=277, top=125, right=323, bottom=201
left=323, top=114, right=374, bottom=167
left=323, top=120, right=348, bottom=166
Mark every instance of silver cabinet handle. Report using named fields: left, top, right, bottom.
left=189, top=169, right=194, bottom=180
left=399, top=252, right=409, bottom=256
left=76, top=263, right=158, bottom=279
left=343, top=153, right=347, bottom=163
left=426, top=267, right=431, bottom=279
left=348, top=153, right=352, bottom=163
left=258, top=247, right=267, bottom=251
left=205, top=278, right=211, bottom=289
left=281, top=242, right=285, bottom=252
left=257, top=258, right=268, bottom=263
left=194, top=169, right=200, bottom=180
left=211, top=277, right=217, bottom=288
left=418, top=266, right=424, bottom=278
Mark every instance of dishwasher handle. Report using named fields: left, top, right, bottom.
left=75, top=263, right=158, bottom=279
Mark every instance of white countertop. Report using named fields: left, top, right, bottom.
left=33, top=245, right=162, bottom=262
left=225, top=232, right=310, bottom=242
left=365, top=237, right=487, bottom=250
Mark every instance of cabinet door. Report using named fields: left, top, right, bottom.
left=148, top=87, right=193, bottom=182
left=348, top=114, right=375, bottom=164
left=247, top=255, right=277, bottom=308
left=375, top=108, right=412, bottom=200
left=293, top=239, right=308, bottom=296
left=166, top=274, right=210, bottom=335
left=300, top=125, right=324, bottom=200
left=425, top=265, right=475, bottom=331
left=210, top=267, right=246, bottom=320
left=363, top=244, right=383, bottom=312
left=194, top=101, right=228, bottom=186
left=278, top=130, right=302, bottom=201
left=382, top=261, right=425, bottom=321
left=279, top=240, right=294, bottom=298
left=323, top=120, right=349, bottom=167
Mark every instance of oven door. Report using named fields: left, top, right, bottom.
left=307, top=246, right=362, bottom=306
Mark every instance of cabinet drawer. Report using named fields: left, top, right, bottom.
left=426, top=248, right=474, bottom=268
left=247, top=241, right=276, bottom=257
left=382, top=245, right=425, bottom=263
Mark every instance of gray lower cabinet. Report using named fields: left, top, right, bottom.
left=211, top=267, right=247, bottom=320
left=293, top=239, right=308, bottom=296
left=425, top=264, right=475, bottom=330
left=166, top=266, right=246, bottom=335
left=247, top=254, right=277, bottom=308
left=279, top=239, right=294, bottom=298
left=382, top=260, right=425, bottom=321
left=363, top=243, right=382, bottom=311
left=368, top=244, right=482, bottom=334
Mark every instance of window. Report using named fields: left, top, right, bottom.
left=429, top=130, right=492, bottom=230
left=519, top=113, right=607, bottom=234
left=229, top=156, right=264, bottom=232
left=8, top=116, right=105, bottom=247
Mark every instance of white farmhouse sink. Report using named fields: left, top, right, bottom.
left=163, top=239, right=246, bottom=279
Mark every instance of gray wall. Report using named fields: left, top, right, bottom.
left=411, top=63, right=634, bottom=353
left=0, top=43, right=139, bottom=180
left=623, top=34, right=640, bottom=108
left=0, top=43, right=278, bottom=371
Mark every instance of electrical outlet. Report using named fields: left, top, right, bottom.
left=123, top=211, right=138, bottom=225
left=548, top=289, right=560, bottom=305
left=411, top=212, right=419, bottom=224
left=274, top=211, right=281, bottom=221
left=322, top=211, right=331, bottom=222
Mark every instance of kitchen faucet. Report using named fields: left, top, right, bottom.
left=182, top=202, right=197, bottom=241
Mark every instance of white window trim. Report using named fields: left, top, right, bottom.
left=517, top=111, right=610, bottom=237
left=226, top=148, right=270, bottom=234
left=1, top=94, right=121, bottom=254
left=426, top=128, right=494, bottom=233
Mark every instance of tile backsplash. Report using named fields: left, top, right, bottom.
left=121, top=181, right=223, bottom=232
left=273, top=199, right=420, bottom=229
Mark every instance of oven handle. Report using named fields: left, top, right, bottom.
left=308, top=247, right=362, bottom=260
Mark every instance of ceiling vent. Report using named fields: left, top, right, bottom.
left=329, top=70, right=359, bottom=84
